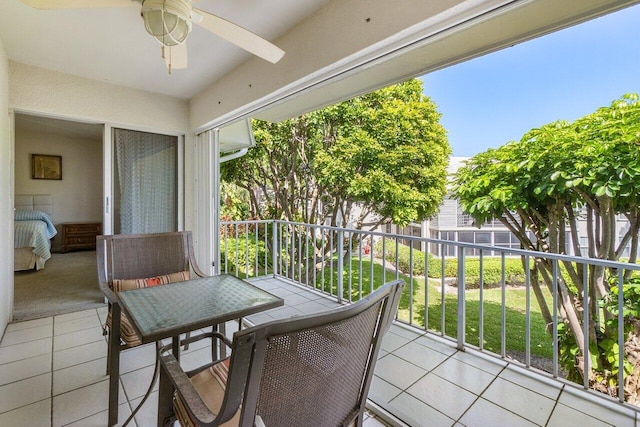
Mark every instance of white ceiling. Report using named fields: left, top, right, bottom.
left=0, top=0, right=329, bottom=99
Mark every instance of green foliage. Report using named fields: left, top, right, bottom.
left=221, top=79, right=451, bottom=227
left=558, top=277, right=640, bottom=387
left=220, top=182, right=250, bottom=220
left=452, top=94, right=640, bottom=394
left=220, top=236, right=269, bottom=277
left=373, top=241, right=526, bottom=287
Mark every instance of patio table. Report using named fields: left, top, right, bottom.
left=117, top=274, right=283, bottom=426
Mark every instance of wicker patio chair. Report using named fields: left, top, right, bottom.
left=96, top=231, right=209, bottom=426
left=158, top=279, right=405, bottom=427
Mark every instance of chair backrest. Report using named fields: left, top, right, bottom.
left=225, top=279, right=405, bottom=427
left=96, top=231, right=202, bottom=289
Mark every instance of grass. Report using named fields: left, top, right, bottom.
left=311, top=257, right=554, bottom=359
left=223, top=248, right=555, bottom=360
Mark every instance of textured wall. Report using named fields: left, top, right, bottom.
left=0, top=37, right=12, bottom=333
left=9, top=62, right=189, bottom=133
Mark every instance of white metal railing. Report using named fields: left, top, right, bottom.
left=220, top=219, right=640, bottom=408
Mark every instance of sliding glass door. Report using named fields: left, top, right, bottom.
left=112, top=128, right=178, bottom=234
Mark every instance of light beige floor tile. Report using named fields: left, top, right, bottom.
left=52, top=379, right=126, bottom=427
left=481, top=377, right=555, bottom=425
left=5, top=317, right=53, bottom=333
left=54, top=315, right=102, bottom=336
left=53, top=327, right=105, bottom=351
left=0, top=353, right=51, bottom=386
left=53, top=339, right=107, bottom=371
left=180, top=346, right=215, bottom=372
left=120, top=344, right=157, bottom=374
left=0, top=337, right=52, bottom=365
left=283, top=293, right=313, bottom=306
left=381, top=332, right=411, bottom=353
left=121, top=365, right=158, bottom=401
left=374, top=354, right=427, bottom=390
left=130, top=389, right=160, bottom=427
left=0, top=373, right=51, bottom=413
left=432, top=357, right=495, bottom=395
left=460, top=398, right=537, bottom=427
left=0, top=398, right=50, bottom=426
left=97, top=307, right=109, bottom=325
left=394, top=340, right=449, bottom=372
left=388, top=392, right=455, bottom=427
left=264, top=306, right=304, bottom=320
left=54, top=309, right=99, bottom=323
left=388, top=324, right=424, bottom=340
left=500, top=365, right=563, bottom=400
left=450, top=350, right=506, bottom=375
left=291, top=300, right=331, bottom=314
left=547, top=403, right=614, bottom=427
left=369, top=376, right=402, bottom=404
left=406, top=372, right=477, bottom=420
left=245, top=312, right=274, bottom=325
left=66, top=402, right=134, bottom=427
left=0, top=324, right=53, bottom=347
left=414, top=335, right=458, bottom=356
left=53, top=357, right=108, bottom=395
left=363, top=414, right=389, bottom=427
left=557, top=387, right=636, bottom=427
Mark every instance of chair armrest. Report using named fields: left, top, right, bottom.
left=98, top=280, right=119, bottom=304
left=160, top=352, right=218, bottom=426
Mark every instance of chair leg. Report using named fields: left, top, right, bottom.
left=108, top=308, right=121, bottom=426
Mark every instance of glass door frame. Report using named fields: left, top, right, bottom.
left=103, top=124, right=184, bottom=235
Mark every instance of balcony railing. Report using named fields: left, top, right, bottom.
left=220, top=219, right=640, bottom=408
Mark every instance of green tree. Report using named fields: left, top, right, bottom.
left=452, top=94, right=640, bottom=400
left=221, top=79, right=450, bottom=229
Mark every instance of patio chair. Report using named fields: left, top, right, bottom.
left=96, top=231, right=209, bottom=426
left=158, top=279, right=405, bottom=427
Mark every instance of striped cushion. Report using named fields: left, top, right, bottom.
left=105, top=271, right=190, bottom=347
left=174, top=359, right=241, bottom=427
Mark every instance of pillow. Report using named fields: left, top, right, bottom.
left=106, top=270, right=190, bottom=347
left=111, top=270, right=190, bottom=292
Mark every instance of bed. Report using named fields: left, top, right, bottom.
left=14, top=194, right=57, bottom=271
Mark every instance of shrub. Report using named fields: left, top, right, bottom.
left=220, top=235, right=269, bottom=276
left=373, top=241, right=526, bottom=288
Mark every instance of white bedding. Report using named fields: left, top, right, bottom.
left=14, top=195, right=56, bottom=271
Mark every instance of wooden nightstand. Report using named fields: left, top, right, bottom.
left=60, top=222, right=101, bottom=253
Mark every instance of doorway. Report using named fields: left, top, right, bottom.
left=13, top=113, right=105, bottom=320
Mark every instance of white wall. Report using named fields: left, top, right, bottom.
left=0, top=37, right=12, bottom=335
left=14, top=129, right=102, bottom=251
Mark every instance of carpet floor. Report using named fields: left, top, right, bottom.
left=13, top=251, right=106, bottom=321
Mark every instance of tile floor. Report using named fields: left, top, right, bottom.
left=0, top=276, right=638, bottom=426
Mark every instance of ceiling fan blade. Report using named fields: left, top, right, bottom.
left=20, top=0, right=137, bottom=9
left=193, top=8, right=285, bottom=64
left=164, top=44, right=188, bottom=72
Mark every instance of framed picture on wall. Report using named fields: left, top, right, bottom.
left=32, top=154, right=62, bottom=180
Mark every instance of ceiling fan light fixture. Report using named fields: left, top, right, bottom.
left=141, top=0, right=192, bottom=46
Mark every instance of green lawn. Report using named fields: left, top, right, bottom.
left=225, top=250, right=555, bottom=360
left=312, top=258, right=554, bottom=359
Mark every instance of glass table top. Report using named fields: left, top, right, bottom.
left=118, top=274, right=283, bottom=343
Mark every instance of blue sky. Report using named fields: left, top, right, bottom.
left=420, top=4, right=640, bottom=157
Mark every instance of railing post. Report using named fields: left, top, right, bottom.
left=272, top=221, right=278, bottom=278
left=457, top=246, right=466, bottom=350
left=337, top=229, right=344, bottom=303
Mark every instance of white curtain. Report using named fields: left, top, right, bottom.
left=114, top=128, right=177, bottom=234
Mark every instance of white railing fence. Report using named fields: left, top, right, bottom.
left=220, top=219, right=640, bottom=407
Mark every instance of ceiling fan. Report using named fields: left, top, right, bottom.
left=19, top=0, right=285, bottom=73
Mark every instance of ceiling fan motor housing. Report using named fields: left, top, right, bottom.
left=141, top=0, right=193, bottom=46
